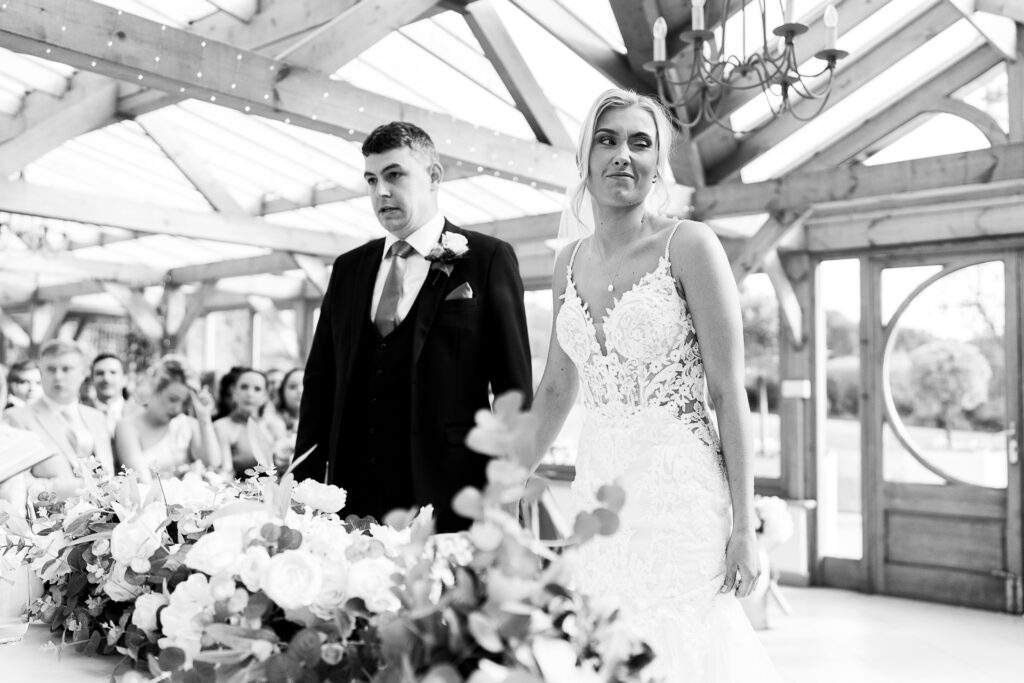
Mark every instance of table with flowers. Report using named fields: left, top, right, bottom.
left=0, top=394, right=653, bottom=682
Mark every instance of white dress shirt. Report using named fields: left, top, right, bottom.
left=42, top=396, right=95, bottom=458
left=370, top=212, right=446, bottom=323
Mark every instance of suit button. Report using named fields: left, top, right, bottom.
left=369, top=457, right=377, bottom=465
left=368, top=427, right=376, bottom=435
left=380, top=342, right=388, bottom=350
left=370, top=398, right=378, bottom=405
left=375, top=369, right=383, bottom=377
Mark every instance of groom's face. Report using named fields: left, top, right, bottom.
left=364, top=146, right=442, bottom=240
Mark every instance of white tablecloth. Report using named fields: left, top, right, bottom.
left=0, top=623, right=116, bottom=681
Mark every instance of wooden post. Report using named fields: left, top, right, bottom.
left=778, top=253, right=814, bottom=501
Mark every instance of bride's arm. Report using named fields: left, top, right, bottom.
left=526, top=244, right=580, bottom=471
left=671, top=220, right=760, bottom=598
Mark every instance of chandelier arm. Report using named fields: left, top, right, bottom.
left=787, top=90, right=834, bottom=122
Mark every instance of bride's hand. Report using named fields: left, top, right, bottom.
left=722, top=527, right=761, bottom=598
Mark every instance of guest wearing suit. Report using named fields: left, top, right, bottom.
left=2, top=340, right=115, bottom=482
left=294, top=122, right=532, bottom=532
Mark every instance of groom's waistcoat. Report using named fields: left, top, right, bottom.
left=337, top=295, right=420, bottom=520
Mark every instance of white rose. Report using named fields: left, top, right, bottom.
left=302, top=518, right=356, bottom=564
left=159, top=573, right=215, bottom=665
left=235, top=546, right=271, bottom=592
left=310, top=562, right=349, bottom=619
left=103, top=561, right=144, bottom=602
left=442, top=232, right=469, bottom=254
left=368, top=524, right=410, bottom=557
left=292, top=480, right=347, bottom=514
left=132, top=591, right=169, bottom=633
left=110, top=502, right=166, bottom=565
left=184, top=530, right=243, bottom=576
left=161, top=472, right=218, bottom=509
left=261, top=550, right=323, bottom=610
left=346, top=556, right=400, bottom=613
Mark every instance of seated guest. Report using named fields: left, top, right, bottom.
left=0, top=364, right=89, bottom=507
left=2, top=340, right=114, bottom=480
left=213, top=368, right=285, bottom=478
left=114, top=356, right=221, bottom=481
left=4, top=360, right=42, bottom=411
left=213, top=366, right=244, bottom=420
left=91, top=353, right=131, bottom=434
left=272, top=368, right=302, bottom=437
left=263, top=367, right=285, bottom=419
left=265, top=368, right=303, bottom=464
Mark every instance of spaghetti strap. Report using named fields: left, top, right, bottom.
left=663, top=223, right=681, bottom=262
left=566, top=239, right=585, bottom=285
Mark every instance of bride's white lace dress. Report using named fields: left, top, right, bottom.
left=556, top=227, right=781, bottom=681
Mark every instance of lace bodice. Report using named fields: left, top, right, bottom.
left=555, top=227, right=718, bottom=450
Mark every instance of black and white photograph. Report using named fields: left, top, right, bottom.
left=0, top=1, right=1023, bottom=681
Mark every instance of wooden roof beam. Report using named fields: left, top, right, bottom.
left=0, top=179, right=360, bottom=256
left=798, top=45, right=1003, bottom=172
left=465, top=0, right=574, bottom=148
left=258, top=162, right=481, bottom=215
left=275, top=0, right=442, bottom=73
left=976, top=0, right=1024, bottom=23
left=506, top=0, right=642, bottom=90
left=0, top=72, right=119, bottom=175
left=1, top=0, right=575, bottom=191
left=694, top=140, right=1024, bottom=217
left=137, top=116, right=252, bottom=216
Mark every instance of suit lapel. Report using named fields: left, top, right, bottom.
left=412, top=222, right=459, bottom=368
left=33, top=401, right=76, bottom=460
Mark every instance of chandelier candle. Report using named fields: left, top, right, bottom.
left=824, top=4, right=839, bottom=51
left=653, top=17, right=667, bottom=62
left=692, top=0, right=705, bottom=31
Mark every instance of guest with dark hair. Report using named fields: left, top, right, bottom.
left=90, top=352, right=130, bottom=434
left=294, top=120, right=532, bottom=531
left=213, top=368, right=285, bottom=478
left=274, top=368, right=302, bottom=435
left=213, top=366, right=244, bottom=421
left=5, top=360, right=41, bottom=410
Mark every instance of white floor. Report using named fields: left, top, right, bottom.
left=759, top=587, right=1024, bottom=683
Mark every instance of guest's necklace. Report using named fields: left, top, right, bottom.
left=601, top=212, right=646, bottom=293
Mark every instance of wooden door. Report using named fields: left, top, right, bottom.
left=862, top=250, right=1023, bottom=612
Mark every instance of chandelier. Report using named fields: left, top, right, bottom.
left=644, top=0, right=848, bottom=136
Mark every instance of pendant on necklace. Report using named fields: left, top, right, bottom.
left=607, top=283, right=614, bottom=292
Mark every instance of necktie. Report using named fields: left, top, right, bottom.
left=60, top=406, right=93, bottom=458
left=374, top=240, right=415, bottom=336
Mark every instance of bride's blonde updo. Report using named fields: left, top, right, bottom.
left=570, top=89, right=675, bottom=225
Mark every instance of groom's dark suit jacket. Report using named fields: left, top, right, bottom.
left=294, top=221, right=532, bottom=531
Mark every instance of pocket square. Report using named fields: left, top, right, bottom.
left=445, top=282, right=474, bottom=300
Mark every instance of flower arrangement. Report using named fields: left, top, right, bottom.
left=752, top=495, right=794, bottom=549
left=0, top=392, right=655, bottom=682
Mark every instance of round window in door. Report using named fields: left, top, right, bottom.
left=882, top=260, right=1006, bottom=489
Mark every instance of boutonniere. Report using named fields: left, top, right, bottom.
left=425, top=232, right=469, bottom=282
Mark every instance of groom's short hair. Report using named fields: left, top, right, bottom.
left=361, top=121, right=440, bottom=168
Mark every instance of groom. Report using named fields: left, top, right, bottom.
left=294, top=122, right=533, bottom=532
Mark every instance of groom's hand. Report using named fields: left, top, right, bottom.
left=722, top=527, right=761, bottom=598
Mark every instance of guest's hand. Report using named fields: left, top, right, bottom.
left=190, top=387, right=215, bottom=423
left=722, top=527, right=761, bottom=598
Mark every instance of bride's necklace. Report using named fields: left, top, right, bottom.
left=600, top=212, right=646, bottom=293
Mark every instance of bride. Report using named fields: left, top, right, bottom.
left=528, top=89, right=781, bottom=681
